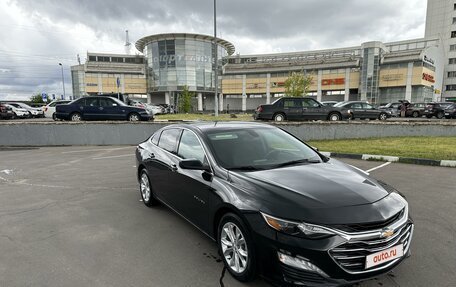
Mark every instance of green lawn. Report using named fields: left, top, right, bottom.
left=307, top=137, right=456, bottom=160
left=155, top=113, right=254, bottom=121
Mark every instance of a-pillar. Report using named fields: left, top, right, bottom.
left=266, top=73, right=271, bottom=104
left=165, top=92, right=170, bottom=105
left=197, top=93, right=203, bottom=112
left=242, top=75, right=247, bottom=112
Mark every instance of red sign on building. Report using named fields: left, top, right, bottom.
left=321, top=78, right=345, bottom=85
left=422, top=73, right=435, bottom=83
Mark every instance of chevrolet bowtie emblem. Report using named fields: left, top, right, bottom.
left=381, top=229, right=394, bottom=238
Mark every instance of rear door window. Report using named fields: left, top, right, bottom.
left=158, top=129, right=182, bottom=153
left=351, top=103, right=363, bottom=109
left=85, top=98, right=99, bottom=107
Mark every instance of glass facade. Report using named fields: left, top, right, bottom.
left=144, top=37, right=228, bottom=93
left=360, top=46, right=382, bottom=104
left=71, top=68, right=85, bottom=99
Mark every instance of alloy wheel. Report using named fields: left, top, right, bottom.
left=129, top=113, right=140, bottom=121
left=221, top=222, right=248, bottom=274
left=140, top=173, right=151, bottom=202
left=71, top=113, right=81, bottom=121
left=379, top=113, right=387, bottom=120
left=329, top=113, right=340, bottom=121
left=274, top=114, right=284, bottom=122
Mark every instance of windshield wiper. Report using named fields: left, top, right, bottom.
left=274, top=158, right=321, bottom=168
left=228, top=166, right=263, bottom=171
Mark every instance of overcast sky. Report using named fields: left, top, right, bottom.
left=0, top=0, right=427, bottom=100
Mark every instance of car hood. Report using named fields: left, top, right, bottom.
left=229, top=159, right=404, bottom=224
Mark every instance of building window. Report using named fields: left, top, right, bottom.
left=454, top=3, right=456, bottom=10
left=97, top=56, right=110, bottom=62
left=450, top=58, right=456, bottom=64
left=451, top=44, right=456, bottom=51
left=447, top=85, right=456, bottom=91
left=452, top=31, right=456, bottom=38
left=88, top=56, right=96, bottom=61
left=453, top=17, right=456, bottom=24
left=449, top=71, right=456, bottom=78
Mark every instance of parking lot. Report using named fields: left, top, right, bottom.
left=0, top=146, right=455, bottom=287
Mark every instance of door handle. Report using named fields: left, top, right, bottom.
left=171, top=164, right=178, bottom=172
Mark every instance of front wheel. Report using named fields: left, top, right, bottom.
left=52, top=113, right=57, bottom=121
left=412, top=111, right=419, bottom=118
left=129, top=113, right=140, bottom=122
left=328, top=112, right=341, bottom=121
left=218, top=213, right=256, bottom=282
left=436, top=111, right=444, bottom=119
left=378, top=113, right=388, bottom=121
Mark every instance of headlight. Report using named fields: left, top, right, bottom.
left=347, top=109, right=352, bottom=114
left=261, top=213, right=335, bottom=239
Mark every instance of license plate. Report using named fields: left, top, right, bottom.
left=365, top=244, right=403, bottom=269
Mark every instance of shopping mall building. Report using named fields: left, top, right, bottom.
left=71, top=33, right=445, bottom=111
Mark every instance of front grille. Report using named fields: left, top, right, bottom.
left=281, top=264, right=327, bottom=285
left=331, top=209, right=404, bottom=232
left=329, top=222, right=413, bottom=273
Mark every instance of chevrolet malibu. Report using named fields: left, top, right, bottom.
left=135, top=122, right=413, bottom=286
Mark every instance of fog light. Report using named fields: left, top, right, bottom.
left=277, top=251, right=328, bottom=277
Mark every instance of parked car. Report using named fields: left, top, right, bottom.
left=423, top=102, right=453, bottom=119
left=254, top=97, right=351, bottom=121
left=136, top=122, right=413, bottom=286
left=158, top=104, right=175, bottom=114
left=144, top=103, right=163, bottom=115
left=43, top=100, right=71, bottom=120
left=0, top=103, right=14, bottom=119
left=378, top=102, right=402, bottom=117
left=5, top=104, right=30, bottom=119
left=9, top=102, right=45, bottom=118
left=321, top=101, right=339, bottom=107
left=444, top=103, right=456, bottom=119
left=334, top=101, right=390, bottom=120
left=405, top=103, right=426, bottom=118
left=55, top=96, right=153, bottom=121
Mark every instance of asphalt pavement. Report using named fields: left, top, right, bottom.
left=0, top=146, right=455, bottom=287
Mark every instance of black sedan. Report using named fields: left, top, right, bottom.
left=55, top=96, right=152, bottom=121
left=254, top=97, right=351, bottom=121
left=444, top=103, right=456, bottom=119
left=334, top=101, right=390, bottom=120
left=135, top=122, right=413, bottom=286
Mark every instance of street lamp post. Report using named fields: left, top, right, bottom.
left=213, top=0, right=219, bottom=117
left=58, top=63, right=66, bottom=99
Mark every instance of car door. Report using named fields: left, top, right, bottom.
left=349, top=103, right=364, bottom=119
left=171, top=129, right=213, bottom=231
left=80, top=97, right=100, bottom=120
left=99, top=98, right=125, bottom=120
left=362, top=103, right=378, bottom=119
left=302, top=98, right=326, bottom=120
left=282, top=99, right=303, bottom=120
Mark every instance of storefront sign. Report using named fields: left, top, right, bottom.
left=86, top=83, right=98, bottom=86
left=271, top=82, right=285, bottom=87
left=321, top=78, right=345, bottom=85
left=381, top=74, right=403, bottom=81
left=152, top=54, right=213, bottom=64
left=423, top=55, right=435, bottom=66
left=422, top=73, right=435, bottom=83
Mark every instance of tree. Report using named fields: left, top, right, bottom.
left=30, top=93, right=45, bottom=104
left=179, top=85, right=194, bottom=113
left=284, top=72, right=313, bottom=97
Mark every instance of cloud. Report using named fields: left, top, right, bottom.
left=0, top=0, right=426, bottom=100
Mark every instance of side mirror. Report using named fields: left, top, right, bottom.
left=179, top=159, right=210, bottom=171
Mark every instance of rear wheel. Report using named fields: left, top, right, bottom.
left=412, top=111, right=419, bottom=118
left=52, top=113, right=57, bottom=121
left=273, top=113, right=285, bottom=122
left=436, top=111, right=444, bottom=119
left=328, top=112, right=341, bottom=121
left=218, top=213, right=256, bottom=282
left=70, top=112, right=82, bottom=121
left=139, top=169, right=158, bottom=207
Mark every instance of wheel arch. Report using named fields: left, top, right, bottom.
left=212, top=204, right=251, bottom=241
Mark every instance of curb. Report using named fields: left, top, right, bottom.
left=321, top=152, right=456, bottom=168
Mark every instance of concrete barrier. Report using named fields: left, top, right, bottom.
left=0, top=121, right=455, bottom=146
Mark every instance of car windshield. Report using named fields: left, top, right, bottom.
left=205, top=127, right=322, bottom=171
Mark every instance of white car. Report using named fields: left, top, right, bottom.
left=144, top=103, right=163, bottom=115
left=9, top=102, right=45, bottom=118
left=5, top=104, right=30, bottom=119
left=44, top=100, right=71, bottom=120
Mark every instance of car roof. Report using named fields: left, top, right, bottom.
left=161, top=122, right=276, bottom=134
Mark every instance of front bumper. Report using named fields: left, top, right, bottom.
left=244, top=213, right=414, bottom=286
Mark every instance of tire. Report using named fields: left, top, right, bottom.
left=52, top=113, right=57, bottom=121
left=412, top=111, right=419, bottom=118
left=139, top=169, right=158, bottom=207
left=129, top=113, right=140, bottom=122
left=328, top=112, right=341, bottom=121
left=378, top=113, right=388, bottom=121
left=273, top=113, right=285, bottom=122
left=218, top=213, right=256, bottom=282
left=70, top=112, right=82, bottom=121
left=12, top=113, right=17, bottom=120
left=436, top=111, right=444, bottom=119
